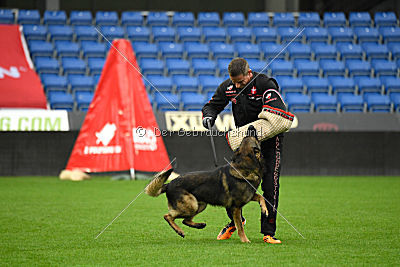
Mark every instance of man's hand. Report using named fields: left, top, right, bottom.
left=202, top=117, right=215, bottom=129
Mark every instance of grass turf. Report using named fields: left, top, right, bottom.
left=0, top=176, right=399, bottom=266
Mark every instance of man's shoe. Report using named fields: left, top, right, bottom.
left=263, top=235, right=282, bottom=244
left=217, top=219, right=246, bottom=240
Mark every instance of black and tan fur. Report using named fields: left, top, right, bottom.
left=145, top=126, right=267, bottom=243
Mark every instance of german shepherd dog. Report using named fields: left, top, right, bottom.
left=145, top=126, right=267, bottom=243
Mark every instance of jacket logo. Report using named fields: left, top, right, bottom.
left=251, top=86, right=256, bottom=95
left=227, top=85, right=233, bottom=91
left=266, top=93, right=272, bottom=99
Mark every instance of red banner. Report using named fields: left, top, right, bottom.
left=66, top=39, right=170, bottom=173
left=0, top=25, right=47, bottom=108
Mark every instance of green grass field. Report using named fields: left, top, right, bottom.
left=1, top=176, right=399, bottom=266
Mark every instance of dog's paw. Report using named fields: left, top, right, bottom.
left=196, top=223, right=206, bottom=229
left=177, top=230, right=185, bottom=238
left=241, top=238, right=251, bottom=243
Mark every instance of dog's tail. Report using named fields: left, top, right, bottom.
left=145, top=168, right=174, bottom=197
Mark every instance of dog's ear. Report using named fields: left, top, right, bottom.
left=246, top=125, right=257, bottom=139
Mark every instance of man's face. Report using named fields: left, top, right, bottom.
left=230, top=70, right=253, bottom=89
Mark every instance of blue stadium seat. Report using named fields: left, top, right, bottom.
left=390, top=92, right=400, bottom=111
left=131, top=42, right=158, bottom=58
left=278, top=77, right=304, bottom=94
left=70, top=11, right=92, bottom=25
left=312, top=93, right=338, bottom=112
left=303, top=77, right=330, bottom=94
left=18, top=10, right=40, bottom=24
left=381, top=77, right=400, bottom=94
left=374, top=12, right=397, bottom=27
left=147, top=12, right=169, bottom=26
left=287, top=43, right=312, bottom=59
left=285, top=93, right=312, bottom=112
left=100, top=26, right=125, bottom=40
left=177, top=26, right=201, bottom=42
left=184, top=42, right=210, bottom=59
left=337, top=43, right=363, bottom=59
left=48, top=91, right=74, bottom=111
left=121, top=11, right=143, bottom=26
left=29, top=40, right=54, bottom=58
left=48, top=25, right=73, bottom=41
left=197, top=12, right=220, bottom=27
left=35, top=57, right=59, bottom=74
left=247, top=12, right=270, bottom=27
left=294, top=59, right=319, bottom=77
left=199, top=75, right=224, bottom=93
left=158, top=42, right=184, bottom=58
left=270, top=60, right=294, bottom=76
left=0, top=9, right=14, bottom=24
left=216, top=58, right=232, bottom=77
left=349, top=12, right=371, bottom=27
left=87, top=58, right=105, bottom=75
left=146, top=75, right=173, bottom=92
left=61, top=58, right=86, bottom=74
left=180, top=92, right=206, bottom=110
left=298, top=12, right=320, bottom=27
left=75, top=91, right=94, bottom=111
left=319, top=59, right=345, bottom=77
left=278, top=27, right=303, bottom=43
left=323, top=12, right=346, bottom=27
left=152, top=26, right=176, bottom=42
left=311, top=43, right=337, bottom=59
left=364, top=93, right=391, bottom=112
left=74, top=25, right=98, bottom=41
left=338, top=93, right=364, bottom=112
left=126, top=26, right=150, bottom=42
left=252, top=27, right=277, bottom=43
left=173, top=75, right=199, bottom=92
left=154, top=92, right=179, bottom=111
left=210, top=43, right=234, bottom=59
left=68, top=74, right=95, bottom=92
left=235, top=43, right=261, bottom=59
left=43, top=10, right=66, bottom=25
left=397, top=58, right=400, bottom=68
left=81, top=41, right=107, bottom=58
left=260, top=43, right=286, bottom=60
left=328, top=27, right=354, bottom=43
left=223, top=12, right=245, bottom=26
left=345, top=59, right=371, bottom=77
left=166, top=59, right=191, bottom=75
left=329, top=77, right=356, bottom=94
left=23, top=25, right=47, bottom=41
left=227, top=27, right=252, bottom=43
left=304, top=27, right=329, bottom=43
left=361, top=43, right=389, bottom=59
left=247, top=59, right=267, bottom=73
left=95, top=11, right=118, bottom=25
left=202, top=27, right=227, bottom=42
left=273, top=13, right=295, bottom=27
left=379, top=26, right=400, bottom=43
left=55, top=41, right=80, bottom=58
left=139, top=58, right=164, bottom=75
left=172, top=12, right=195, bottom=26
left=41, top=74, right=68, bottom=92
left=191, top=59, right=216, bottom=76
left=372, top=59, right=397, bottom=77
left=356, top=77, right=382, bottom=94
left=354, top=27, right=380, bottom=43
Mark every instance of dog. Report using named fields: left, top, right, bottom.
left=145, top=125, right=268, bottom=243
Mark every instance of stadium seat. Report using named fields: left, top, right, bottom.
left=298, top=12, right=320, bottom=27
left=121, top=11, right=143, bottom=26
left=173, top=75, right=199, bottom=92
left=353, top=27, right=380, bottom=43
left=180, top=92, right=206, bottom=110
left=216, top=58, right=232, bottom=77
left=364, top=93, right=392, bottom=112
left=41, top=74, right=68, bottom=92
left=247, top=12, right=270, bottom=27
left=87, top=58, right=105, bottom=75
left=227, top=27, right=252, bottom=43
left=199, top=75, right=223, bottom=93
left=48, top=25, right=73, bottom=41
left=235, top=43, right=261, bottom=59
left=146, top=75, right=173, bottom=92
left=70, top=11, right=92, bottom=25
left=303, top=77, right=330, bottom=94
left=304, top=27, right=329, bottom=43
left=147, top=12, right=169, bottom=26
left=177, top=26, right=201, bottom=42
left=294, top=59, right=319, bottom=77
left=28, top=41, right=54, bottom=58
left=74, top=25, right=98, bottom=41
left=23, top=25, right=47, bottom=41
left=126, top=26, right=150, bottom=42
left=390, top=92, right=400, bottom=111
left=270, top=59, right=294, bottom=76
left=154, top=92, right=180, bottom=111
left=222, top=12, right=245, bottom=26
left=54, top=41, right=80, bottom=58
left=131, top=42, right=158, bottom=58
left=35, top=57, right=59, bottom=74
left=328, top=27, right=354, bottom=43
left=338, top=93, right=364, bottom=112
left=278, top=77, right=304, bottom=94
left=172, top=12, right=195, bottom=26
left=362, top=43, right=389, bottom=59
left=184, top=42, right=210, bottom=59
left=337, top=43, right=363, bottom=60
left=246, top=59, right=267, bottom=73
left=191, top=59, right=216, bottom=76
left=311, top=43, right=337, bottom=59
left=345, top=59, right=371, bottom=77
left=139, top=58, right=164, bottom=75
left=379, top=27, right=400, bottom=43
left=18, top=9, right=40, bottom=24
left=349, top=12, right=371, bottom=27
left=209, top=43, right=234, bottom=59
left=287, top=43, right=312, bottom=59
left=48, top=91, right=75, bottom=111
left=312, top=93, right=338, bottom=112
left=356, top=77, right=382, bottom=94
left=165, top=59, right=191, bottom=75
left=100, top=26, right=125, bottom=40
left=260, top=43, right=286, bottom=60
left=43, top=10, right=66, bottom=25
left=95, top=11, right=118, bottom=25
left=197, top=12, right=220, bottom=27
left=273, top=13, right=295, bottom=27
left=319, top=59, right=345, bottom=77
left=329, top=77, right=356, bottom=94
left=252, top=27, right=277, bottom=43
left=0, top=9, right=14, bottom=24
left=372, top=59, right=397, bottom=76
left=285, top=93, right=312, bottom=112
left=277, top=27, right=303, bottom=43
left=68, top=74, right=95, bottom=92
left=75, top=91, right=94, bottom=111
left=323, top=12, right=346, bottom=27
left=381, top=76, right=400, bottom=93
left=61, top=58, right=86, bottom=75
left=202, top=27, right=227, bottom=42
left=159, top=42, right=184, bottom=58
left=374, top=12, right=397, bottom=27
left=81, top=41, right=107, bottom=58
left=152, top=26, right=176, bottom=42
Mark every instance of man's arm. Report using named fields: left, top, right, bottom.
left=258, top=76, right=287, bottom=111
left=201, top=83, right=229, bottom=129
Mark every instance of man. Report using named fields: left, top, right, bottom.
left=202, top=57, right=286, bottom=244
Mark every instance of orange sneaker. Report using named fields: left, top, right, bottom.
left=217, top=219, right=246, bottom=240
left=263, top=235, right=282, bottom=244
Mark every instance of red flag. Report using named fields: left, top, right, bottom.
left=66, top=39, right=170, bottom=173
left=0, top=25, right=47, bottom=108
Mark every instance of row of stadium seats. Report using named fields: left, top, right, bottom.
left=1, top=9, right=398, bottom=27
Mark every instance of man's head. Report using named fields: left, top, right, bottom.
left=228, top=58, right=253, bottom=89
